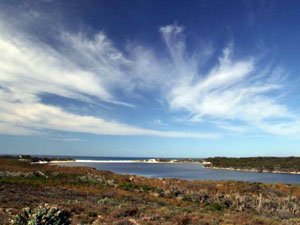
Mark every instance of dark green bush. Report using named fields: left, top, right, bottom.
left=204, top=203, right=228, bottom=211
left=11, top=204, right=71, bottom=225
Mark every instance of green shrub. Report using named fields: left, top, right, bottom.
left=11, top=204, right=70, bottom=225
left=119, top=183, right=138, bottom=191
left=204, top=203, right=228, bottom=211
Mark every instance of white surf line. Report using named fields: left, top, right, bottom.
left=75, top=160, right=139, bottom=163
left=51, top=159, right=185, bottom=164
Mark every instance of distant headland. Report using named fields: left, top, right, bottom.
left=203, top=157, right=300, bottom=175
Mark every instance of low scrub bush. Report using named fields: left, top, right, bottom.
left=11, top=204, right=70, bottom=225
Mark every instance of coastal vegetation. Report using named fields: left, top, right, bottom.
left=204, top=157, right=300, bottom=173
left=0, top=155, right=74, bottom=163
left=0, top=157, right=300, bottom=224
left=11, top=205, right=71, bottom=225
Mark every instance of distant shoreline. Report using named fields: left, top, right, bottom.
left=51, top=160, right=300, bottom=175
left=49, top=159, right=202, bottom=164
left=203, top=157, right=300, bottom=175
left=206, top=166, right=300, bottom=175
left=8, top=155, right=300, bottom=175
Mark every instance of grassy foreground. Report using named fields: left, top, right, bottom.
left=0, top=157, right=300, bottom=225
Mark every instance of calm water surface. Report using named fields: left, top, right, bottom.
left=55, top=161, right=300, bottom=184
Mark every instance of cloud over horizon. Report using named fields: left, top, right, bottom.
left=0, top=5, right=299, bottom=142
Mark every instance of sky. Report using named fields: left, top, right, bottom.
left=1, top=0, right=300, bottom=157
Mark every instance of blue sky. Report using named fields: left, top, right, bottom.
left=1, top=0, right=300, bottom=157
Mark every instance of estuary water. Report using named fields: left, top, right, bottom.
left=53, top=157, right=300, bottom=184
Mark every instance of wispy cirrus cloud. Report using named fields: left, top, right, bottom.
left=0, top=5, right=298, bottom=139
left=157, top=25, right=299, bottom=137
left=0, top=14, right=217, bottom=139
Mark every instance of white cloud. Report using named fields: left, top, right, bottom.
left=214, top=121, right=248, bottom=133
left=0, top=123, right=37, bottom=136
left=157, top=24, right=298, bottom=136
left=0, top=8, right=298, bottom=139
left=0, top=20, right=217, bottom=139
left=0, top=96, right=217, bottom=138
